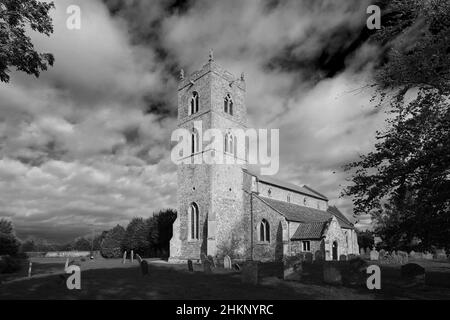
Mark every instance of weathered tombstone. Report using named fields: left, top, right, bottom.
left=433, top=249, right=447, bottom=260
left=314, top=250, right=324, bottom=262
left=241, top=261, right=259, bottom=285
left=131, top=250, right=134, bottom=263
left=339, top=254, right=347, bottom=261
left=283, top=257, right=303, bottom=281
left=360, top=248, right=366, bottom=256
left=401, top=263, right=426, bottom=287
left=122, top=251, right=127, bottom=264
left=409, top=250, right=416, bottom=258
left=187, top=259, right=194, bottom=272
left=397, top=251, right=409, bottom=264
left=304, top=252, right=313, bottom=263
left=370, top=249, right=379, bottom=261
left=424, top=252, right=433, bottom=260
left=379, top=249, right=386, bottom=259
left=136, top=254, right=143, bottom=263
left=323, top=264, right=342, bottom=285
left=64, top=258, right=69, bottom=271
left=223, top=255, right=232, bottom=269
left=207, top=255, right=216, bottom=268
left=140, top=260, right=149, bottom=276
left=203, top=259, right=212, bottom=274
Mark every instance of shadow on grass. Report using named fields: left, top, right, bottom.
left=0, top=264, right=321, bottom=300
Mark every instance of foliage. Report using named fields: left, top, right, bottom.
left=0, top=0, right=55, bottom=82
left=149, top=209, right=177, bottom=257
left=122, top=217, right=151, bottom=256
left=343, top=0, right=450, bottom=250
left=0, top=232, right=20, bottom=256
left=0, top=218, right=13, bottom=234
left=100, top=225, right=125, bottom=258
left=356, top=230, right=375, bottom=250
left=74, top=237, right=92, bottom=251
left=0, top=255, right=23, bottom=274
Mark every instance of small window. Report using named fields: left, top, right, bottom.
left=224, top=94, right=233, bottom=115
left=224, top=132, right=234, bottom=154
left=189, top=92, right=199, bottom=115
left=302, top=241, right=311, bottom=252
left=259, top=219, right=270, bottom=242
left=191, top=130, right=199, bottom=155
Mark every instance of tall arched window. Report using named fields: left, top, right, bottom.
left=189, top=202, right=199, bottom=240
left=224, top=94, right=233, bottom=115
left=259, top=219, right=270, bottom=242
left=191, top=129, right=199, bottom=155
left=189, top=92, right=199, bottom=115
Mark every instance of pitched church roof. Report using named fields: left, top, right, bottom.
left=243, top=168, right=328, bottom=201
left=257, top=196, right=354, bottom=229
left=291, top=221, right=328, bottom=240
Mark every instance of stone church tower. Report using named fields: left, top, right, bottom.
left=169, top=53, right=248, bottom=262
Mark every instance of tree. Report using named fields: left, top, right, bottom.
left=100, top=225, right=125, bottom=258
left=0, top=232, right=20, bottom=256
left=21, top=239, right=37, bottom=252
left=122, top=217, right=150, bottom=256
left=344, top=0, right=450, bottom=250
left=0, top=218, right=13, bottom=234
left=74, top=237, right=92, bottom=251
left=356, top=230, right=375, bottom=250
left=0, top=0, right=55, bottom=82
left=153, top=209, right=177, bottom=257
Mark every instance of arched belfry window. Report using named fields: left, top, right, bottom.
left=191, top=129, right=199, bottom=155
left=259, top=219, right=270, bottom=242
left=224, top=132, right=234, bottom=155
left=224, top=94, right=233, bottom=115
left=189, top=91, right=199, bottom=115
left=189, top=202, right=199, bottom=240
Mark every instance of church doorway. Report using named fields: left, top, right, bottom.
left=332, top=241, right=338, bottom=260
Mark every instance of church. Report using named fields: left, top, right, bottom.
left=169, top=54, right=359, bottom=263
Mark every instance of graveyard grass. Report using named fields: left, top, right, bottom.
left=1, top=258, right=450, bottom=300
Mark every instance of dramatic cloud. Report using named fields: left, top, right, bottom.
left=0, top=0, right=382, bottom=241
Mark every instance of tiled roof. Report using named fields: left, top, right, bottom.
left=258, top=196, right=332, bottom=223
left=291, top=221, right=328, bottom=240
left=243, top=168, right=328, bottom=201
left=257, top=196, right=354, bottom=229
left=327, top=206, right=354, bottom=229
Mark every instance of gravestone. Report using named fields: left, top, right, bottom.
left=339, top=254, right=347, bottom=261
left=409, top=250, right=416, bottom=258
left=323, top=264, right=342, bottom=285
left=122, top=251, right=127, bottom=264
left=187, top=259, right=194, bottom=272
left=131, top=250, right=134, bottom=263
left=370, top=249, right=379, bottom=261
left=207, top=255, right=216, bottom=268
left=360, top=248, right=366, bottom=256
left=241, top=261, right=259, bottom=285
left=140, top=260, right=149, bottom=276
left=433, top=249, right=447, bottom=261
left=64, top=258, right=69, bottom=271
left=203, top=259, right=212, bottom=274
left=304, top=252, right=313, bottom=263
left=347, top=254, right=357, bottom=261
left=397, top=251, right=409, bottom=264
left=136, top=254, right=143, bottom=263
left=401, top=263, right=426, bottom=287
left=424, top=252, right=433, bottom=260
left=379, top=249, right=386, bottom=259
left=223, top=255, right=232, bottom=269
left=232, top=263, right=241, bottom=271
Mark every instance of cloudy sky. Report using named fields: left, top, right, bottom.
left=0, top=0, right=386, bottom=242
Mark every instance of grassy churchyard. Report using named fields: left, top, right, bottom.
left=1, top=257, right=450, bottom=300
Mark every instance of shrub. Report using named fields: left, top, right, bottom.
left=100, top=225, right=125, bottom=258
left=0, top=232, right=20, bottom=256
left=0, top=255, right=23, bottom=274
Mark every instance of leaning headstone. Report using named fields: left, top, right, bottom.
left=140, top=260, right=149, bottom=276
left=187, top=259, right=194, bottom=272
left=122, top=251, right=127, bottom=264
left=370, top=249, right=379, bottom=261
left=223, top=255, right=232, bottom=269
left=241, top=261, right=259, bottom=285
left=136, top=254, right=143, bottom=263
left=401, top=263, right=426, bottom=287
left=323, top=264, right=342, bottom=285
left=304, top=252, right=313, bottom=263
left=203, top=259, right=212, bottom=274
left=339, top=254, right=347, bottom=261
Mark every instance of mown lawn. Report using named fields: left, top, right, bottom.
left=1, top=258, right=450, bottom=300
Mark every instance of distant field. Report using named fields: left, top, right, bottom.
left=1, top=257, right=450, bottom=299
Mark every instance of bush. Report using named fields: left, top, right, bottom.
left=100, top=225, right=125, bottom=258
left=0, top=255, right=23, bottom=274
left=0, top=232, right=20, bottom=256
